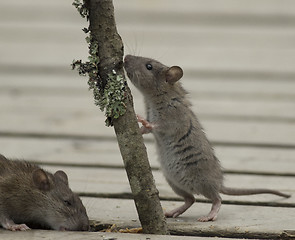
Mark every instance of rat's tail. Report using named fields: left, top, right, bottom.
left=220, top=186, right=290, bottom=198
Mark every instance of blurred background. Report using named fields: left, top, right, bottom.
left=0, top=0, right=295, bottom=170
left=0, top=1, right=295, bottom=229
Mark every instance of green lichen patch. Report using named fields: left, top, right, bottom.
left=72, top=0, right=89, bottom=19
left=95, top=70, right=127, bottom=126
left=72, top=58, right=126, bottom=126
left=72, top=0, right=127, bottom=126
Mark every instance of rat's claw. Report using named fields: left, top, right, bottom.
left=165, top=211, right=181, bottom=218
left=8, top=224, right=31, bottom=231
left=136, top=114, right=154, bottom=134
left=136, top=114, right=146, bottom=124
left=198, top=199, right=220, bottom=222
left=136, top=114, right=142, bottom=121
left=2, top=219, right=31, bottom=231
left=197, top=215, right=216, bottom=222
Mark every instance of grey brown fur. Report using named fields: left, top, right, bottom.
left=124, top=55, right=290, bottom=221
left=0, top=154, right=89, bottom=231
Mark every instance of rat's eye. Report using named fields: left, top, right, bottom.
left=146, top=64, right=153, bottom=70
left=64, top=200, right=72, bottom=206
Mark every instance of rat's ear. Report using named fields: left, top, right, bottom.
left=166, top=66, right=183, bottom=84
left=54, top=170, right=69, bottom=186
left=33, top=169, right=51, bottom=191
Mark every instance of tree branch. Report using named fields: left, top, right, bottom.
left=76, top=0, right=169, bottom=234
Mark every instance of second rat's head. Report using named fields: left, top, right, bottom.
left=31, top=169, right=89, bottom=231
left=124, top=55, right=183, bottom=95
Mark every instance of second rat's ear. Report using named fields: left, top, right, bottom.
left=54, top=170, right=69, bottom=186
left=166, top=66, right=183, bottom=84
left=33, top=169, right=51, bottom=191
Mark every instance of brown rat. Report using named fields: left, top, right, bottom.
left=0, top=154, right=89, bottom=231
left=124, top=55, right=291, bottom=222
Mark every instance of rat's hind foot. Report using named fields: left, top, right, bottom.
left=198, top=215, right=217, bottom=222
left=197, top=198, right=221, bottom=222
left=165, top=196, right=195, bottom=218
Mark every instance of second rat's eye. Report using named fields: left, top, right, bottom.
left=64, top=199, right=72, bottom=206
left=146, top=64, right=153, bottom=70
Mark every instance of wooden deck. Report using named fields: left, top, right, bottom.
left=1, top=0, right=295, bottom=239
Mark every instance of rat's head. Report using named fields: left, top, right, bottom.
left=31, top=169, right=89, bottom=231
left=124, top=55, right=183, bottom=95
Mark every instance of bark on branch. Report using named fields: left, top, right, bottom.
left=85, top=0, right=168, bottom=234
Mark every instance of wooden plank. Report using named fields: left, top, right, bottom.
left=2, top=75, right=295, bottom=103
left=215, top=145, right=295, bottom=175
left=0, top=230, right=233, bottom=240
left=1, top=89, right=295, bottom=123
left=1, top=78, right=295, bottom=125
left=1, top=75, right=295, bottom=124
left=0, top=196, right=281, bottom=238
left=1, top=27, right=295, bottom=78
left=1, top=28, right=295, bottom=72
left=0, top=0, right=82, bottom=25
left=0, top=79, right=295, bottom=146
left=122, top=47, right=295, bottom=73
left=0, top=43, right=87, bottom=67
left=2, top=22, right=295, bottom=51
left=1, top=137, right=295, bottom=175
left=203, top=120, right=295, bottom=146
left=1, top=0, right=295, bottom=73
left=118, top=27, right=295, bottom=50
left=0, top=74, right=85, bottom=89
left=0, top=191, right=292, bottom=239
left=2, top=0, right=295, bottom=26
left=0, top=137, right=122, bottom=167
left=114, top=0, right=295, bottom=16
left=2, top=72, right=295, bottom=99
left=193, top=101, right=295, bottom=122
left=82, top=197, right=295, bottom=239
left=39, top=165, right=294, bottom=204
left=2, top=42, right=295, bottom=73
left=3, top=0, right=295, bottom=16
left=1, top=107, right=294, bottom=146
left=3, top=24, right=295, bottom=51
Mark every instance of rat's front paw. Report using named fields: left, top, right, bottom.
left=136, top=114, right=154, bottom=134
left=7, top=223, right=31, bottom=231
left=1, top=218, right=31, bottom=231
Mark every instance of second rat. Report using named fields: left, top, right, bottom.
left=124, top=55, right=290, bottom=222
left=0, top=154, right=89, bottom=231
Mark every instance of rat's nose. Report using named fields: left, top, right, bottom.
left=80, top=223, right=90, bottom=231
left=124, top=54, right=131, bottom=62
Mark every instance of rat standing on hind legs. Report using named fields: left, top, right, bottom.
left=124, top=55, right=291, bottom=222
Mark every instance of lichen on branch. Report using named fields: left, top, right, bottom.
left=72, top=0, right=89, bottom=19
left=71, top=0, right=126, bottom=126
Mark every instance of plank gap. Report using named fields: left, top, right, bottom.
left=224, top=170, right=295, bottom=178
left=1, top=132, right=295, bottom=150
left=2, top=64, right=295, bottom=82
left=0, top=131, right=115, bottom=142
left=35, top=161, right=125, bottom=170
left=169, top=228, right=287, bottom=240
left=77, top=193, right=295, bottom=209
left=200, top=114, right=295, bottom=124
left=186, top=69, right=295, bottom=82
left=33, top=161, right=295, bottom=177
